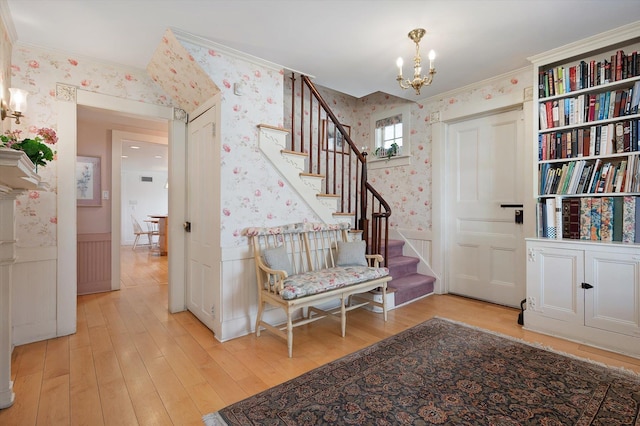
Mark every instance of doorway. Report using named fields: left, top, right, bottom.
left=57, top=87, right=188, bottom=336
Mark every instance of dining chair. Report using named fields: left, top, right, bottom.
left=131, top=215, right=153, bottom=250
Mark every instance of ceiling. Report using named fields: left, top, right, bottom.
left=5, top=0, right=640, bottom=102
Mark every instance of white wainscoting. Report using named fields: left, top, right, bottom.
left=218, top=244, right=297, bottom=342
left=12, top=246, right=58, bottom=345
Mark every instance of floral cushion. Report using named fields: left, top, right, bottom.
left=280, top=266, right=389, bottom=300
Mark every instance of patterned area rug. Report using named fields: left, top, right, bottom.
left=203, top=318, right=640, bottom=425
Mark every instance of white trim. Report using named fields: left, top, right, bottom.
left=0, top=0, right=17, bottom=44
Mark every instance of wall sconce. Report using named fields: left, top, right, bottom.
left=1, top=88, right=28, bottom=124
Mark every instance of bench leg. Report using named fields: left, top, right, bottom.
left=287, top=312, right=293, bottom=358
left=382, top=284, right=388, bottom=321
left=255, top=300, right=265, bottom=337
left=341, top=295, right=347, bottom=337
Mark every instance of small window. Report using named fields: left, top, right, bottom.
left=369, top=105, right=411, bottom=167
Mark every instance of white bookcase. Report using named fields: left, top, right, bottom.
left=526, top=22, right=640, bottom=358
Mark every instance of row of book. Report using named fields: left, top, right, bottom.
left=538, top=196, right=639, bottom=243
left=538, top=120, right=639, bottom=160
left=539, top=156, right=640, bottom=195
left=538, top=50, right=640, bottom=98
left=539, top=82, right=640, bottom=130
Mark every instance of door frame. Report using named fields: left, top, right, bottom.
left=57, top=86, right=188, bottom=337
left=111, top=130, right=170, bottom=291
left=431, top=88, right=535, bottom=296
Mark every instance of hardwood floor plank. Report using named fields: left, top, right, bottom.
left=69, top=346, right=103, bottom=426
left=0, top=371, right=42, bottom=425
left=43, top=336, right=70, bottom=380
left=36, top=374, right=69, bottom=425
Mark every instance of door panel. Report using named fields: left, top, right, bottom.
left=447, top=109, right=525, bottom=307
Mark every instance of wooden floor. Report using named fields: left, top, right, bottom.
left=2, top=248, right=639, bottom=425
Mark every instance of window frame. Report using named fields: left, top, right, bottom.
left=369, top=105, right=411, bottom=169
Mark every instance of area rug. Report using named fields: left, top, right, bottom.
left=203, top=317, right=640, bottom=425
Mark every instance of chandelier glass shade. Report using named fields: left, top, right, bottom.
left=396, top=28, right=436, bottom=95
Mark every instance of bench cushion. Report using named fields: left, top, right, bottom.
left=280, top=266, right=389, bottom=300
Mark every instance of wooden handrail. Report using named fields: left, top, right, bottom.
left=287, top=73, right=391, bottom=264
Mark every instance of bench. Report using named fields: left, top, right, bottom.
left=246, top=222, right=391, bottom=357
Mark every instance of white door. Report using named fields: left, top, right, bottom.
left=447, top=109, right=525, bottom=307
left=186, top=104, right=220, bottom=331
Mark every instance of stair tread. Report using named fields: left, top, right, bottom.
left=389, top=273, right=436, bottom=289
left=386, top=255, right=419, bottom=265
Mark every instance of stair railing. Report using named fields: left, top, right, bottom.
left=286, top=73, right=390, bottom=264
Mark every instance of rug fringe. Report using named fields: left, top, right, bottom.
left=202, top=412, right=228, bottom=426
left=433, top=316, right=640, bottom=379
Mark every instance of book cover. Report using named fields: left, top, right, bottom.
left=633, top=196, right=640, bottom=243
left=545, top=198, right=557, bottom=239
left=562, top=198, right=581, bottom=239
left=615, top=122, right=625, bottom=153
left=600, top=197, right=613, bottom=241
left=613, top=196, right=624, bottom=242
left=580, top=197, right=592, bottom=240
left=590, top=198, right=602, bottom=241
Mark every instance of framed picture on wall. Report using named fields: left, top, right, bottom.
left=76, top=156, right=101, bottom=206
left=322, top=119, right=351, bottom=154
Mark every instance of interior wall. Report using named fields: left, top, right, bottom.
left=77, top=118, right=111, bottom=234
left=122, top=169, right=168, bottom=245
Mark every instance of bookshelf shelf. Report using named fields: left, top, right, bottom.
left=525, top=22, right=640, bottom=358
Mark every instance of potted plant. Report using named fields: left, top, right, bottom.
left=375, top=142, right=400, bottom=160
left=0, top=127, right=58, bottom=171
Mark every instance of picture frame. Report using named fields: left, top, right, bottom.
left=322, top=119, right=351, bottom=154
left=76, top=156, right=101, bottom=206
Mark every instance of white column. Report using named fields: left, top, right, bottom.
left=0, top=193, right=17, bottom=409
left=0, top=149, right=43, bottom=409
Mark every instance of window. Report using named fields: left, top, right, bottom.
left=369, top=105, right=411, bottom=168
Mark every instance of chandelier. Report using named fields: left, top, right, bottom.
left=396, top=28, right=436, bottom=95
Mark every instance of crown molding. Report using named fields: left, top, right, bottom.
left=0, top=0, right=17, bottom=44
left=171, top=28, right=314, bottom=78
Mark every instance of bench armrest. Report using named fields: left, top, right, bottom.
left=365, top=254, right=384, bottom=267
left=255, top=257, right=288, bottom=293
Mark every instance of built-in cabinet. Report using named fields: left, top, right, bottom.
left=526, top=22, right=640, bottom=358
left=525, top=239, right=640, bottom=357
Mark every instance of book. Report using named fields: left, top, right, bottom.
left=600, top=197, right=613, bottom=241
left=623, top=196, right=636, bottom=243
left=562, top=198, right=581, bottom=239
left=613, top=196, right=624, bottom=242
left=590, top=198, right=602, bottom=240
left=580, top=197, right=592, bottom=240
left=615, top=122, right=625, bottom=153
left=545, top=198, right=558, bottom=239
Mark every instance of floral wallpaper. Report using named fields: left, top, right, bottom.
left=147, top=29, right=219, bottom=114
left=10, top=44, right=174, bottom=247
left=175, top=37, right=321, bottom=247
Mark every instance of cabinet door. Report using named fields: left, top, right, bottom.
left=584, top=250, right=640, bottom=337
left=527, top=243, right=584, bottom=324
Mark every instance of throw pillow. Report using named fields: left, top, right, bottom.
left=336, top=240, right=367, bottom=267
left=262, top=245, right=293, bottom=276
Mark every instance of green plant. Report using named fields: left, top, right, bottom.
left=1, top=127, right=58, bottom=171
left=375, top=142, right=400, bottom=160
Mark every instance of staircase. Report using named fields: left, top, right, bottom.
left=268, top=72, right=436, bottom=307
left=383, top=239, right=435, bottom=307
